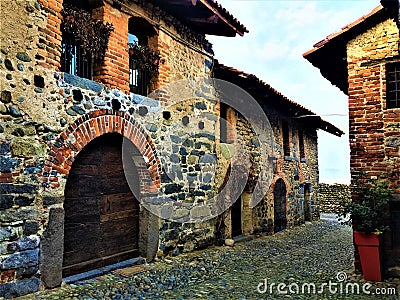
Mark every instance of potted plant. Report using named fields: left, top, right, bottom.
left=338, top=176, right=393, bottom=281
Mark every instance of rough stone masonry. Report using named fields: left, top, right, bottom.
left=0, top=0, right=336, bottom=297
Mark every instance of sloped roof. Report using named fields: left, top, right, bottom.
left=214, top=63, right=344, bottom=137
left=303, top=5, right=390, bottom=94
left=151, top=0, right=248, bottom=36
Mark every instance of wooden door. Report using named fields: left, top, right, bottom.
left=63, top=133, right=139, bottom=277
left=304, top=183, right=312, bottom=222
left=231, top=196, right=242, bottom=237
left=274, top=179, right=287, bottom=233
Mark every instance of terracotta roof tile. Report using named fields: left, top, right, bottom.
left=304, top=5, right=383, bottom=57
left=205, top=0, right=249, bottom=34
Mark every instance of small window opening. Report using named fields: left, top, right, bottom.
left=299, top=131, right=305, bottom=159
left=282, top=121, right=290, bottom=157
left=220, top=102, right=228, bottom=143
left=219, top=102, right=235, bottom=143
left=386, top=62, right=400, bottom=109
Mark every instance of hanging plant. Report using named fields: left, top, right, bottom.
left=128, top=41, right=160, bottom=79
left=61, top=5, right=114, bottom=61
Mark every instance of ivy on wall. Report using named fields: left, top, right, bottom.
left=61, top=5, right=114, bottom=61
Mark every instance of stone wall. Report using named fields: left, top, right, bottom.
left=318, top=183, right=351, bottom=214
left=221, top=104, right=320, bottom=237
left=0, top=0, right=327, bottom=297
left=0, top=0, right=218, bottom=297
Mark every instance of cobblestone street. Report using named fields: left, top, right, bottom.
left=19, top=215, right=399, bottom=300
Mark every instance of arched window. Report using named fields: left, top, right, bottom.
left=61, top=0, right=93, bottom=79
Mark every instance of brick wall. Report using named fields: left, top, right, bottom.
left=92, top=3, right=130, bottom=91
left=37, top=0, right=63, bottom=70
left=347, top=18, right=400, bottom=190
left=34, top=0, right=211, bottom=96
left=346, top=17, right=400, bottom=275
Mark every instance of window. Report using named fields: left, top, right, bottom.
left=61, top=34, right=93, bottom=79
left=220, top=102, right=235, bottom=143
left=128, top=33, right=143, bottom=94
left=220, top=101, right=228, bottom=143
left=282, top=121, right=290, bottom=157
left=61, top=1, right=93, bottom=79
left=386, top=62, right=400, bottom=109
left=299, top=130, right=305, bottom=158
left=129, top=33, right=150, bottom=95
left=128, top=17, right=158, bottom=96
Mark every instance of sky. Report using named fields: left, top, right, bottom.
left=207, top=0, right=380, bottom=184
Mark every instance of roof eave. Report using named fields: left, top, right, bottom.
left=198, top=0, right=248, bottom=36
left=214, top=63, right=344, bottom=137
left=150, top=0, right=248, bottom=37
left=303, top=5, right=389, bottom=95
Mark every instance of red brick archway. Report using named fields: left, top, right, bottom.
left=42, top=109, right=161, bottom=193
left=39, top=110, right=161, bottom=286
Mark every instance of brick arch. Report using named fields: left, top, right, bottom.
left=270, top=175, right=290, bottom=196
left=42, top=109, right=161, bottom=192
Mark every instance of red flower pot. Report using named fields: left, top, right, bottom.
left=354, top=231, right=383, bottom=281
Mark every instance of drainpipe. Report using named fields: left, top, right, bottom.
left=381, top=0, right=400, bottom=52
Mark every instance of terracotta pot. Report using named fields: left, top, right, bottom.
left=354, top=231, right=383, bottom=281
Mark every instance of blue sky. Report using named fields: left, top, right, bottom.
left=208, top=0, right=380, bottom=184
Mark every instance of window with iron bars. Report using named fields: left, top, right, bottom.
left=129, top=32, right=149, bottom=96
left=60, top=0, right=93, bottom=79
left=129, top=59, right=151, bottom=96
left=386, top=62, right=400, bottom=109
left=61, top=33, right=93, bottom=79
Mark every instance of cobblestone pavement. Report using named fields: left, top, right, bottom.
left=19, top=216, right=400, bottom=299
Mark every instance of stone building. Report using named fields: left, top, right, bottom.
left=0, top=0, right=248, bottom=296
left=213, top=64, right=343, bottom=238
left=0, top=0, right=342, bottom=297
left=304, top=4, right=400, bottom=276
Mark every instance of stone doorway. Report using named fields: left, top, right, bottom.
left=304, top=183, right=312, bottom=222
left=231, top=196, right=242, bottom=237
left=274, top=178, right=287, bottom=233
left=63, top=133, right=140, bottom=277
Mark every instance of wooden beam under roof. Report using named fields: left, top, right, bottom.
left=197, top=0, right=244, bottom=36
left=187, top=14, right=218, bottom=24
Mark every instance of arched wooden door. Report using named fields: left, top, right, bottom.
left=63, top=133, right=140, bottom=277
left=274, top=179, right=287, bottom=233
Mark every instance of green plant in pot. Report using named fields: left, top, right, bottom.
left=338, top=175, right=393, bottom=281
